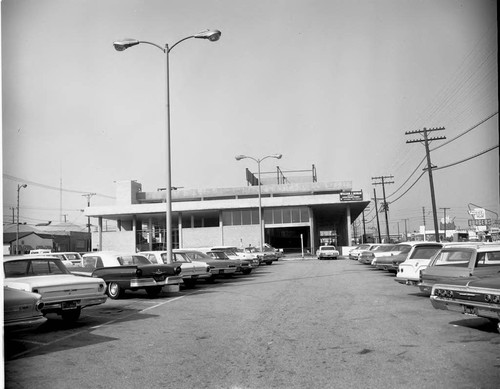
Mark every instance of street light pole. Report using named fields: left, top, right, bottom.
left=235, top=154, right=283, bottom=252
left=16, top=184, right=27, bottom=255
left=114, top=30, right=221, bottom=261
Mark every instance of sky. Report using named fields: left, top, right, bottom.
left=1, top=0, right=498, bottom=236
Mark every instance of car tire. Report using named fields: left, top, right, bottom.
left=145, top=286, right=163, bottom=297
left=266, top=261, right=273, bottom=265
left=107, top=282, right=124, bottom=299
left=183, top=279, right=196, bottom=288
left=61, top=307, right=81, bottom=322
left=242, top=269, right=252, bottom=275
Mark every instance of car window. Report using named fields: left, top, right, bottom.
left=144, top=254, right=158, bottom=264
left=4, top=259, right=69, bottom=277
left=410, top=246, right=442, bottom=259
left=83, top=256, right=104, bottom=269
left=173, top=253, right=190, bottom=263
left=322, top=246, right=336, bottom=250
left=433, top=249, right=473, bottom=267
left=65, top=253, right=82, bottom=261
left=118, top=255, right=150, bottom=265
left=476, top=251, right=500, bottom=267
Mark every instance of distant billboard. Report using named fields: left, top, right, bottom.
left=340, top=191, right=363, bottom=201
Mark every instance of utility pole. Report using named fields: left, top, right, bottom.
left=82, top=193, right=96, bottom=251
left=373, top=188, right=382, bottom=243
left=372, top=176, right=394, bottom=242
left=402, top=218, right=409, bottom=241
left=362, top=208, right=368, bottom=244
left=440, top=207, right=450, bottom=241
left=406, top=127, right=446, bottom=242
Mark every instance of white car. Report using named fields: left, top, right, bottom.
left=316, top=245, right=340, bottom=260
left=348, top=244, right=380, bottom=260
left=140, top=250, right=211, bottom=287
left=4, top=255, right=107, bottom=322
left=395, top=242, right=444, bottom=286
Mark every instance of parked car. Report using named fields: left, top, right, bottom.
left=358, top=244, right=397, bottom=264
left=316, top=245, right=339, bottom=260
left=44, top=252, right=83, bottom=266
left=237, top=246, right=276, bottom=265
left=418, top=244, right=500, bottom=295
left=373, top=242, right=419, bottom=272
left=211, top=246, right=261, bottom=268
left=78, top=252, right=182, bottom=299
left=3, top=286, right=46, bottom=327
left=4, top=255, right=107, bottom=322
left=204, top=249, right=254, bottom=275
left=430, top=276, right=500, bottom=332
left=348, top=244, right=381, bottom=260
left=263, top=243, right=284, bottom=259
left=395, top=242, right=443, bottom=285
left=174, top=249, right=238, bottom=280
left=140, top=250, right=211, bottom=287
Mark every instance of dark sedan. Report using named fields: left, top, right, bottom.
left=430, top=276, right=500, bottom=332
left=78, top=251, right=182, bottom=299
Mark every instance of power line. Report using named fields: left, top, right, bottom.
left=3, top=173, right=114, bottom=199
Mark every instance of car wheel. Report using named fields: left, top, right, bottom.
left=206, top=275, right=216, bottom=283
left=145, top=286, right=163, bottom=297
left=183, top=279, right=196, bottom=288
left=107, top=282, right=124, bottom=299
left=61, top=307, right=81, bottom=322
left=242, top=268, right=252, bottom=275
left=266, top=261, right=273, bottom=265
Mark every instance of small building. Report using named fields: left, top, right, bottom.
left=85, top=180, right=369, bottom=254
left=2, top=223, right=91, bottom=255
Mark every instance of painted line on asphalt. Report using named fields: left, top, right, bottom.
left=8, top=293, right=192, bottom=360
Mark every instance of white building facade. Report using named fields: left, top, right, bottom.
left=85, top=180, right=369, bottom=253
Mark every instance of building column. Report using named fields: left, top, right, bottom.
left=148, top=218, right=153, bottom=250
left=219, top=210, right=224, bottom=245
left=178, top=213, right=183, bottom=248
left=98, top=217, right=103, bottom=251
left=132, top=215, right=137, bottom=251
left=346, top=205, right=352, bottom=246
left=309, top=206, right=315, bottom=254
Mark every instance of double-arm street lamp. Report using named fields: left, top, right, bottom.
left=114, top=29, right=221, bottom=261
left=16, top=184, right=28, bottom=255
left=235, top=154, right=282, bottom=252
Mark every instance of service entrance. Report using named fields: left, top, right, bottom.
left=266, top=226, right=311, bottom=254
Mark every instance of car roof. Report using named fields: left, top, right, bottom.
left=83, top=251, right=147, bottom=257
left=3, top=255, right=62, bottom=262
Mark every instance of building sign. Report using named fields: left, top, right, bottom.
left=468, top=219, right=491, bottom=227
left=340, top=191, right=363, bottom=201
left=468, top=208, right=486, bottom=219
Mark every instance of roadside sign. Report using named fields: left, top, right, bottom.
left=468, top=219, right=491, bottom=227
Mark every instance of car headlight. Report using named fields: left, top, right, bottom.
left=175, top=266, right=182, bottom=275
left=136, top=269, right=143, bottom=277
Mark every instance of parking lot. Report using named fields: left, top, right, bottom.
left=4, top=257, right=500, bottom=388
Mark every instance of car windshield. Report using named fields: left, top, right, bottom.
left=117, top=255, right=151, bottom=265
left=209, top=251, right=229, bottom=259
left=374, top=245, right=396, bottom=252
left=182, top=251, right=213, bottom=261
left=172, top=252, right=191, bottom=263
left=432, top=248, right=473, bottom=267
left=394, top=245, right=412, bottom=254
left=4, top=258, right=71, bottom=277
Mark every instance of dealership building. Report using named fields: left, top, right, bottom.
left=85, top=175, right=369, bottom=254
